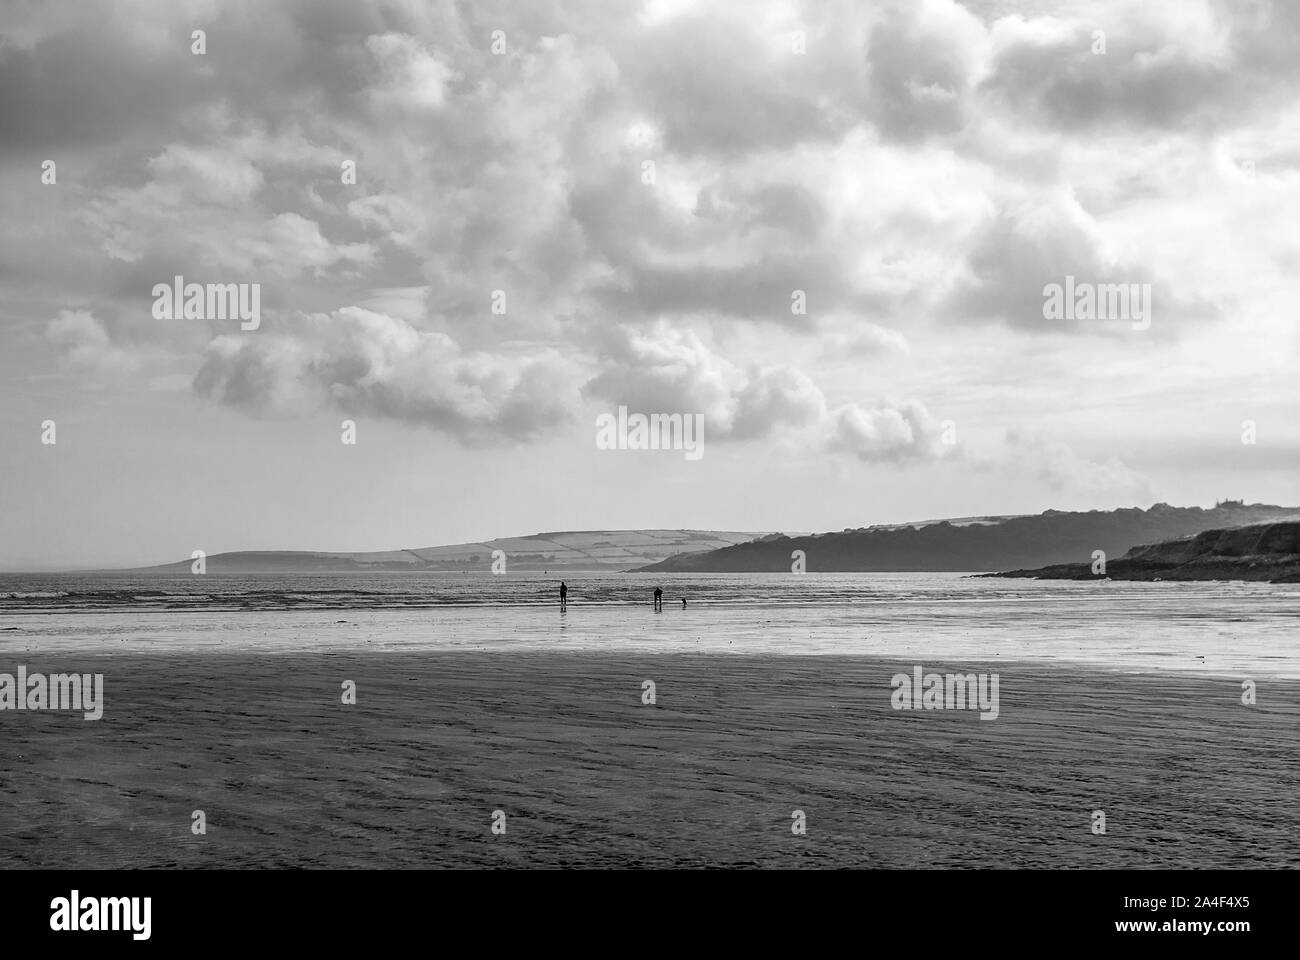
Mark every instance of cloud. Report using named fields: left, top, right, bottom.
left=346, top=193, right=425, bottom=247
left=865, top=0, right=986, bottom=142
left=579, top=323, right=800, bottom=439
left=981, top=18, right=1225, bottom=132
left=979, top=1, right=1300, bottom=135
left=80, top=140, right=376, bottom=278
left=144, top=142, right=265, bottom=204
left=625, top=8, right=852, bottom=158
left=828, top=398, right=952, bottom=463
left=365, top=32, right=456, bottom=112
left=941, top=189, right=1223, bottom=332
left=1006, top=429, right=1155, bottom=501
left=729, top=365, right=828, bottom=441
left=583, top=323, right=950, bottom=462
left=45, top=309, right=139, bottom=377
left=194, top=307, right=578, bottom=442
left=581, top=323, right=822, bottom=439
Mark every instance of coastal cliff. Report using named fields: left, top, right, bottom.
left=991, top=521, right=1300, bottom=582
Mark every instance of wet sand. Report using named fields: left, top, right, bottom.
left=1, top=652, right=1296, bottom=868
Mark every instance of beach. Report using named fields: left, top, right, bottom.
left=3, top=651, right=1296, bottom=869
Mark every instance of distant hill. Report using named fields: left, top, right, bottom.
left=631, top=503, right=1300, bottom=573
left=133, top=529, right=767, bottom=574
left=991, top=521, right=1300, bottom=583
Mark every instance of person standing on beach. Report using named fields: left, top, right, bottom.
left=653, top=586, right=662, bottom=609
left=681, top=597, right=686, bottom=609
left=559, top=581, right=567, bottom=607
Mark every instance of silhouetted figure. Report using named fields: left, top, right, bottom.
left=653, top=586, right=662, bottom=610
left=681, top=597, right=686, bottom=609
left=559, top=581, right=567, bottom=607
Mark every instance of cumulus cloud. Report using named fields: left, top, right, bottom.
left=194, top=307, right=578, bottom=442
left=80, top=140, right=376, bottom=278
left=583, top=323, right=950, bottom=462
left=143, top=143, right=265, bottom=204
left=942, top=189, right=1223, bottom=332
left=581, top=324, right=824, bottom=440
left=45, top=309, right=139, bottom=377
left=624, top=6, right=856, bottom=158
left=828, top=399, right=952, bottom=463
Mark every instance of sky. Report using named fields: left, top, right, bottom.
left=1, top=0, right=1298, bottom=569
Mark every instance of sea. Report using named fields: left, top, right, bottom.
left=1, top=571, right=1296, bottom=677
